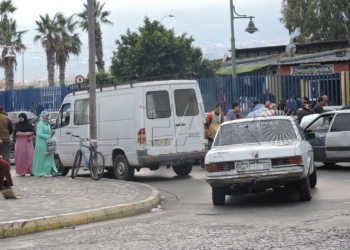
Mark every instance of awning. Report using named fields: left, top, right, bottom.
left=217, top=64, right=268, bottom=75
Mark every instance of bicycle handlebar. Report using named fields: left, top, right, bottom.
left=71, top=135, right=90, bottom=141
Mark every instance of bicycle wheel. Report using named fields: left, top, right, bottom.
left=71, top=150, right=82, bottom=179
left=90, top=152, right=105, bottom=180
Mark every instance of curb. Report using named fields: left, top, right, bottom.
left=0, top=183, right=160, bottom=239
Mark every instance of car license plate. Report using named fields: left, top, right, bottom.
left=236, top=161, right=271, bottom=172
left=152, top=140, right=171, bottom=147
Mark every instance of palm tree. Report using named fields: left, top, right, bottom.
left=77, top=0, right=112, bottom=72
left=0, top=20, right=27, bottom=90
left=34, top=13, right=65, bottom=86
left=0, top=0, right=16, bottom=23
left=56, top=15, right=82, bottom=85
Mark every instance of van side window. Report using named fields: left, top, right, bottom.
left=56, top=103, right=71, bottom=128
left=74, top=99, right=89, bottom=125
left=146, top=91, right=171, bottom=119
left=330, top=114, right=350, bottom=132
left=174, top=89, right=199, bottom=117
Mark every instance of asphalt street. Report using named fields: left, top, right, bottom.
left=2, top=163, right=350, bottom=249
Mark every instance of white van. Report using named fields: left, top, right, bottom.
left=54, top=80, right=207, bottom=180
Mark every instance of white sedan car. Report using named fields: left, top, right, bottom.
left=205, top=116, right=316, bottom=205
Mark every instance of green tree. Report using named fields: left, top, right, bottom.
left=77, top=0, right=112, bottom=72
left=0, top=20, right=27, bottom=90
left=110, top=17, right=220, bottom=79
left=34, top=13, right=65, bottom=86
left=56, top=15, right=82, bottom=85
left=280, top=0, right=350, bottom=42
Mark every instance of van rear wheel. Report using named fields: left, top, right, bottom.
left=113, top=155, right=134, bottom=181
left=173, top=163, right=192, bottom=176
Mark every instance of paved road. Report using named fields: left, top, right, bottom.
left=2, top=163, right=350, bottom=249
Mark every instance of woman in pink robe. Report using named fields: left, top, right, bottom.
left=14, top=113, right=35, bottom=176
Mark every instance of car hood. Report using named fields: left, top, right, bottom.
left=205, top=141, right=306, bottom=164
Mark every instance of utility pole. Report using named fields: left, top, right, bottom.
left=87, top=0, right=97, bottom=143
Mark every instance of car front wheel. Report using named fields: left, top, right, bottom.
left=297, top=176, right=312, bottom=201
left=212, top=187, right=226, bottom=205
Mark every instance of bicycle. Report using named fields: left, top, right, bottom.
left=71, top=135, right=105, bottom=180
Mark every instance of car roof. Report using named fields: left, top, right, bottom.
left=221, top=116, right=296, bottom=126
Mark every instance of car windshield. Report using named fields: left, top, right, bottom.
left=214, top=119, right=298, bottom=146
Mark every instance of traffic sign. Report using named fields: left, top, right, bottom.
left=75, top=75, right=85, bottom=85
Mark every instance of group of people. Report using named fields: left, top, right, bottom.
left=205, top=95, right=330, bottom=148
left=0, top=106, right=59, bottom=192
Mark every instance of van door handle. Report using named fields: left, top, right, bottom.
left=319, top=135, right=325, bottom=139
left=176, top=123, right=185, bottom=126
left=66, top=131, right=71, bottom=135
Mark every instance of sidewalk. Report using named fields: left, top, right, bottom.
left=0, top=168, right=160, bottom=238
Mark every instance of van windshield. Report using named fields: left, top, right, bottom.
left=214, top=120, right=297, bottom=146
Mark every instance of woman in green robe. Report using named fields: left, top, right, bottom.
left=33, top=111, right=59, bottom=177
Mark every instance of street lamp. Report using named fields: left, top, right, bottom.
left=160, top=14, right=175, bottom=23
left=230, top=1, right=258, bottom=77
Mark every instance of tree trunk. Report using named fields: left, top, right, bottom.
left=4, top=62, right=14, bottom=90
left=46, top=49, right=55, bottom=86
left=95, top=27, right=105, bottom=72
left=59, top=60, right=66, bottom=85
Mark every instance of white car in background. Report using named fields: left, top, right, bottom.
left=205, top=116, right=316, bottom=205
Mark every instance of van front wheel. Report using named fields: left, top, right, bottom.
left=113, top=155, right=134, bottom=181
left=173, top=163, right=192, bottom=176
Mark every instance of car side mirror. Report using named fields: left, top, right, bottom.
left=304, top=130, right=315, bottom=140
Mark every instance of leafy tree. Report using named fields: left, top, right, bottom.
left=0, top=20, right=27, bottom=90
left=77, top=0, right=112, bottom=72
left=110, top=17, right=220, bottom=79
left=56, top=15, right=82, bottom=85
left=85, top=71, right=110, bottom=84
left=34, top=13, right=65, bottom=86
left=280, top=0, right=350, bottom=42
left=0, top=0, right=27, bottom=90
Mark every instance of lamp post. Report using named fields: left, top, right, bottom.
left=160, top=14, right=175, bottom=23
left=230, top=0, right=258, bottom=77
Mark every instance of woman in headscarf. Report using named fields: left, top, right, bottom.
left=14, top=113, right=35, bottom=176
left=33, top=111, right=59, bottom=177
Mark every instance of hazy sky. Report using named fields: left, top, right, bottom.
left=3, top=0, right=289, bottom=84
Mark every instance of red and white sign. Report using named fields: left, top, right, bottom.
left=75, top=75, right=85, bottom=84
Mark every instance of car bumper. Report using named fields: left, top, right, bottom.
left=206, top=167, right=305, bottom=186
left=136, top=150, right=207, bottom=168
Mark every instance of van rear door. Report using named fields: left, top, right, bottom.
left=143, top=86, right=177, bottom=155
left=171, top=85, right=204, bottom=153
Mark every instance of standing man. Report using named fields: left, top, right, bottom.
left=297, top=103, right=315, bottom=123
left=313, top=97, right=325, bottom=114
left=206, top=103, right=224, bottom=150
left=261, top=89, right=276, bottom=104
left=218, top=90, right=226, bottom=113
left=226, top=103, right=243, bottom=121
left=322, top=95, right=329, bottom=106
left=0, top=106, right=13, bottom=163
left=286, top=94, right=298, bottom=115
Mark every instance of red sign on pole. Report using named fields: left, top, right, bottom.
left=75, top=75, right=85, bottom=85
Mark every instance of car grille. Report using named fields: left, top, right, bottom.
left=271, top=156, right=302, bottom=167
left=205, top=162, right=235, bottom=172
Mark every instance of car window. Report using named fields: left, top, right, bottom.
left=174, top=89, right=199, bottom=117
left=146, top=91, right=171, bottom=119
left=56, top=103, right=71, bottom=128
left=305, top=114, right=334, bottom=134
left=74, top=99, right=89, bottom=125
left=214, top=120, right=297, bottom=146
left=330, top=114, right=350, bottom=132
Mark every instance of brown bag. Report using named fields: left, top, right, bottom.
left=208, top=123, right=220, bottom=138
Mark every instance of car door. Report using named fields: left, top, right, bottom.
left=304, top=113, right=335, bottom=162
left=325, top=113, right=350, bottom=159
left=171, top=85, right=204, bottom=153
left=55, top=102, right=79, bottom=166
left=143, top=86, right=177, bottom=155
